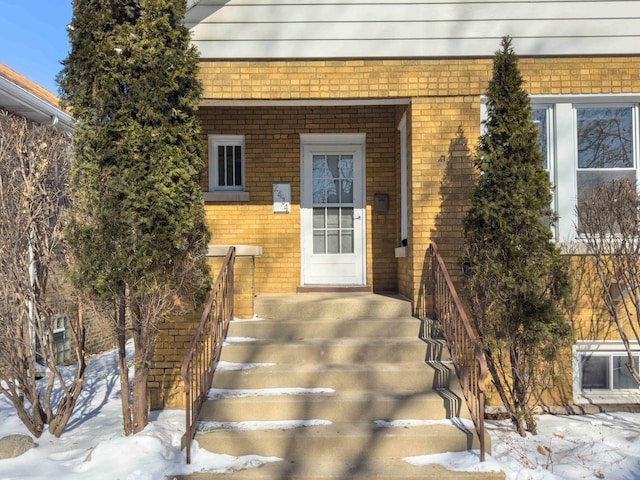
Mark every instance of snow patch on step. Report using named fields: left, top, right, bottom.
left=207, top=387, right=336, bottom=399
left=403, top=450, right=503, bottom=473
left=187, top=443, right=282, bottom=473
left=374, top=418, right=475, bottom=429
left=216, top=361, right=275, bottom=371
left=223, top=336, right=257, bottom=345
left=198, top=419, right=332, bottom=433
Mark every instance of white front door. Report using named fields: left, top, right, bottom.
left=301, top=135, right=366, bottom=285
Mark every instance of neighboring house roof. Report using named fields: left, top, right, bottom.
left=186, top=0, right=640, bottom=59
left=0, top=63, right=73, bottom=131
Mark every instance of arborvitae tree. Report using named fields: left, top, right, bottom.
left=462, top=37, right=571, bottom=436
left=58, top=0, right=210, bottom=435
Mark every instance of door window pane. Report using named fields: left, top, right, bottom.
left=582, top=355, right=609, bottom=389
left=341, top=208, right=354, bottom=228
left=341, top=179, right=353, bottom=203
left=313, top=231, right=325, bottom=254
left=313, top=208, right=325, bottom=228
left=327, top=208, right=340, bottom=228
left=341, top=231, right=354, bottom=254
left=327, top=230, right=340, bottom=254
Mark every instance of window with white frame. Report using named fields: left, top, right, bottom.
left=529, top=97, right=640, bottom=241
left=573, top=342, right=640, bottom=403
left=209, top=135, right=245, bottom=191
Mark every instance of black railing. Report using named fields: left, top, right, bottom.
left=181, top=246, right=235, bottom=464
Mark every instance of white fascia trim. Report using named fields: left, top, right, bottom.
left=200, top=98, right=411, bottom=108
left=0, top=76, right=74, bottom=131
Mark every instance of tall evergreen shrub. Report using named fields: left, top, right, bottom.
left=58, top=0, right=210, bottom=434
left=463, top=37, right=571, bottom=435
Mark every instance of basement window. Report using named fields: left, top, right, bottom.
left=574, top=342, right=640, bottom=404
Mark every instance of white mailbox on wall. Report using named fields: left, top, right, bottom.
left=273, top=183, right=291, bottom=213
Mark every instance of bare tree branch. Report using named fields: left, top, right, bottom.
left=577, top=178, right=640, bottom=385
left=0, top=110, right=86, bottom=437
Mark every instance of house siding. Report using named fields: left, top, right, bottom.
left=186, top=1, right=640, bottom=58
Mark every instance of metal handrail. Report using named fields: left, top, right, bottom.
left=430, top=242, right=488, bottom=462
left=181, top=246, right=235, bottom=464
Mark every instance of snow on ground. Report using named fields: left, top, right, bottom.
left=1, top=343, right=640, bottom=479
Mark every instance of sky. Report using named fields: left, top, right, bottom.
left=0, top=0, right=73, bottom=95
left=0, top=335, right=639, bottom=479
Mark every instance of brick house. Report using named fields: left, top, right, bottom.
left=153, top=2, right=640, bottom=409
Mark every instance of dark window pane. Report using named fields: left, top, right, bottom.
left=217, top=145, right=225, bottom=186
left=533, top=107, right=548, bottom=170
left=326, top=180, right=339, bottom=204
left=341, top=179, right=353, bottom=203
left=577, top=107, right=633, bottom=169
left=613, top=356, right=640, bottom=389
left=577, top=170, right=636, bottom=207
left=225, top=146, right=234, bottom=186
left=582, top=355, right=608, bottom=389
left=234, top=145, right=242, bottom=186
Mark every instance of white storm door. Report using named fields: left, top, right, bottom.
left=301, top=139, right=365, bottom=285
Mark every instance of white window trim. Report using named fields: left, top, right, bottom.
left=208, top=134, right=246, bottom=192
left=398, top=113, right=408, bottom=247
left=573, top=341, right=640, bottom=404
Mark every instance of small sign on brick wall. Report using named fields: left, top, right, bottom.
left=273, top=183, right=291, bottom=213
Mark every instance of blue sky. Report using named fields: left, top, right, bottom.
left=0, top=1, right=73, bottom=94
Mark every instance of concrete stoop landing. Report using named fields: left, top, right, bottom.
left=184, top=293, right=502, bottom=480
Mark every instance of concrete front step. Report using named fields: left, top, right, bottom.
left=254, top=293, right=413, bottom=321
left=220, top=338, right=434, bottom=364
left=187, top=294, right=500, bottom=478
left=174, top=458, right=504, bottom=480
left=195, top=422, right=484, bottom=460
left=199, top=390, right=471, bottom=422
left=228, top=316, right=423, bottom=340
left=210, top=362, right=457, bottom=392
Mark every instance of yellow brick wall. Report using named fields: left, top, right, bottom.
left=198, top=56, right=640, bottom=307
left=150, top=257, right=237, bottom=409
left=189, top=56, right=640, bottom=408
left=200, top=105, right=399, bottom=294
